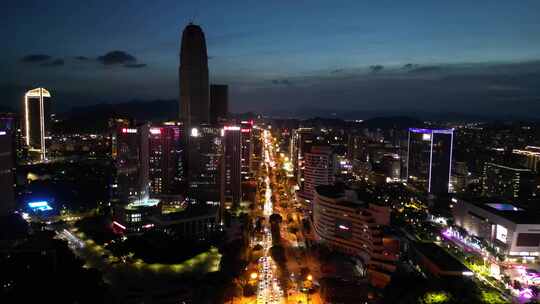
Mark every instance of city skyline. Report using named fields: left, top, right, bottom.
left=2, top=1, right=540, bottom=117
left=5, top=3, right=540, bottom=303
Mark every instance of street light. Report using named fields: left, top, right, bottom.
left=250, top=272, right=258, bottom=280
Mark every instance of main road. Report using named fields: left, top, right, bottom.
left=254, top=129, right=285, bottom=304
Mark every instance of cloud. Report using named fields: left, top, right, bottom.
left=20, top=54, right=64, bottom=67
left=271, top=79, right=292, bottom=86
left=230, top=59, right=540, bottom=118
left=369, top=65, right=384, bottom=73
left=96, top=50, right=147, bottom=68
left=20, top=54, right=52, bottom=63
left=124, top=63, right=147, bottom=68
left=74, top=56, right=89, bottom=61
left=402, top=63, right=419, bottom=69
left=40, top=59, right=65, bottom=67
left=97, top=50, right=136, bottom=65
left=408, top=65, right=442, bottom=73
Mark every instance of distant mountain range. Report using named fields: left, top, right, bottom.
left=51, top=99, right=540, bottom=133
left=264, top=107, right=540, bottom=122
left=2, top=90, right=539, bottom=133
left=54, top=99, right=178, bottom=133
left=359, top=116, right=424, bottom=129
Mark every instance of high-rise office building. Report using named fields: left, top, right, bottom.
left=347, top=134, right=367, bottom=162
left=482, top=162, right=535, bottom=200
left=23, top=88, right=51, bottom=161
left=179, top=23, right=209, bottom=128
left=407, top=128, right=453, bottom=194
left=381, top=153, right=401, bottom=182
left=0, top=117, right=16, bottom=215
left=186, top=126, right=223, bottom=203
left=251, top=127, right=262, bottom=172
left=451, top=161, right=469, bottom=193
left=298, top=146, right=336, bottom=202
left=179, top=23, right=224, bottom=204
left=290, top=128, right=315, bottom=188
left=148, top=123, right=183, bottom=195
left=223, top=125, right=242, bottom=207
left=111, top=121, right=149, bottom=203
left=210, top=84, right=228, bottom=125
left=240, top=120, right=253, bottom=179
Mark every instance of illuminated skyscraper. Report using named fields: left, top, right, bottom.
left=290, top=128, right=315, bottom=188
left=23, top=88, right=51, bottom=160
left=186, top=126, right=223, bottom=203
left=148, top=123, right=183, bottom=195
left=224, top=125, right=242, bottom=207
left=240, top=120, right=253, bottom=179
left=406, top=128, right=453, bottom=194
left=111, top=121, right=149, bottom=203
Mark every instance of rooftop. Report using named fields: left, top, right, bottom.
left=485, top=203, right=522, bottom=211
left=126, top=198, right=160, bottom=210
left=414, top=242, right=469, bottom=273
left=158, top=204, right=218, bottom=222
left=469, top=200, right=540, bottom=224
left=315, top=184, right=368, bottom=209
left=409, top=127, right=453, bottom=134
left=485, top=162, right=531, bottom=172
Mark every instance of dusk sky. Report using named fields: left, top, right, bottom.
left=2, top=0, right=540, bottom=116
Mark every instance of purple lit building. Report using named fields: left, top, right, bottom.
left=406, top=128, right=453, bottom=194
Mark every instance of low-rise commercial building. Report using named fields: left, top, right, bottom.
left=113, top=198, right=219, bottom=236
left=113, top=198, right=161, bottom=233
left=452, top=199, right=540, bottom=260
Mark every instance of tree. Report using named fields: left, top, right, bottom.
left=243, top=283, right=256, bottom=297
left=269, top=213, right=283, bottom=224
left=253, top=244, right=263, bottom=251
left=270, top=245, right=287, bottom=265
left=288, top=226, right=299, bottom=234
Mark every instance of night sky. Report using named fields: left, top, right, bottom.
left=2, top=0, right=540, bottom=117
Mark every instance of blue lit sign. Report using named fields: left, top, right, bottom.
left=28, top=201, right=53, bottom=211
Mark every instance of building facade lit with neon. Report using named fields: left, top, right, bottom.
left=23, top=88, right=51, bottom=160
